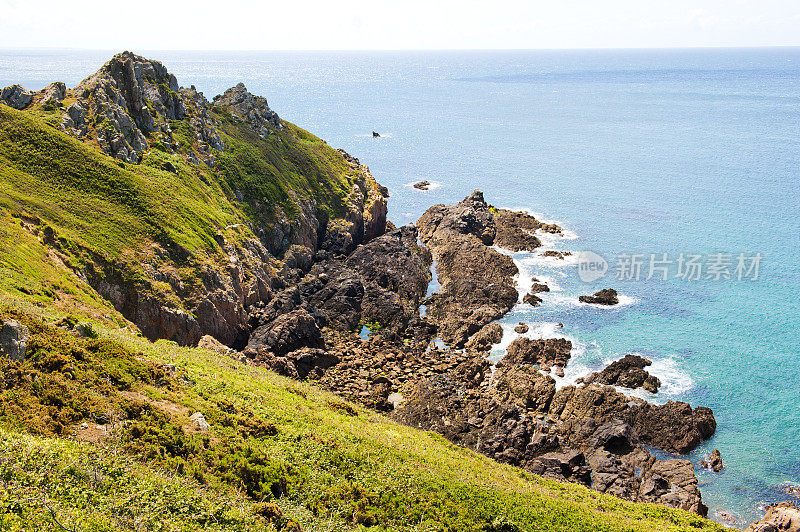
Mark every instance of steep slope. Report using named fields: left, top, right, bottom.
left=0, top=52, right=387, bottom=348
left=0, top=305, right=728, bottom=532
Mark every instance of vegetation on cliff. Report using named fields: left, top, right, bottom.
left=0, top=53, right=731, bottom=531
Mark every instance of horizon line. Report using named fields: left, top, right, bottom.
left=2, top=45, right=800, bottom=54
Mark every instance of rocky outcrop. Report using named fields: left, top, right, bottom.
left=247, top=308, right=323, bottom=356
left=579, top=288, right=619, bottom=306
left=0, top=320, right=29, bottom=361
left=747, top=503, right=800, bottom=532
left=66, top=51, right=186, bottom=162
left=413, top=181, right=430, bottom=191
left=417, top=191, right=518, bottom=347
left=212, top=83, right=281, bottom=138
left=391, top=345, right=713, bottom=515
left=579, top=354, right=661, bottom=393
left=1, top=84, right=34, bottom=109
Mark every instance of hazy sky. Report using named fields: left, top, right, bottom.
left=1, top=0, right=799, bottom=50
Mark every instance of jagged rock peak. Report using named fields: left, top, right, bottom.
left=213, top=82, right=281, bottom=139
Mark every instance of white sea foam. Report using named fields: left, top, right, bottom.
left=646, top=355, right=694, bottom=397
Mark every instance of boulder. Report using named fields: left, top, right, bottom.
left=188, top=412, right=210, bottom=432
left=514, top=322, right=529, bottom=334
left=247, top=309, right=323, bottom=356
left=0, top=320, right=30, bottom=361
left=523, top=292, right=543, bottom=306
left=413, top=181, right=430, bottom=191
left=465, top=322, right=503, bottom=352
left=579, top=288, right=619, bottom=306
left=503, top=337, right=572, bottom=369
left=700, top=449, right=723, bottom=472
left=1, top=84, right=33, bottom=109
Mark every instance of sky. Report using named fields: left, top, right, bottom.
left=1, top=0, right=799, bottom=50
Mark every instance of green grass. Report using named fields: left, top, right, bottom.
left=0, top=305, right=731, bottom=532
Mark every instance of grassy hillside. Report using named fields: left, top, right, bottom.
left=0, top=88, right=731, bottom=531
left=0, top=302, right=729, bottom=532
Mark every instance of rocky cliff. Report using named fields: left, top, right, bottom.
left=1, top=52, right=388, bottom=348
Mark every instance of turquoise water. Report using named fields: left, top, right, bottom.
left=3, top=48, right=800, bottom=526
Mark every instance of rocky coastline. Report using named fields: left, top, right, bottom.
left=4, top=51, right=780, bottom=526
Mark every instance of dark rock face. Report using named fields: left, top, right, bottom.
left=417, top=191, right=518, bottom=347
left=391, top=341, right=713, bottom=515
left=700, top=449, right=724, bottom=472
left=579, top=354, right=661, bottom=393
left=579, top=288, right=619, bottom=306
left=247, top=308, right=323, bottom=356
left=212, top=83, right=281, bottom=138
left=1, top=84, right=34, bottom=110
left=0, top=320, right=29, bottom=361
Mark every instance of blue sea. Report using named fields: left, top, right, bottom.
left=2, top=48, right=799, bottom=527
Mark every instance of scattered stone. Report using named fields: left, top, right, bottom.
left=0, top=320, right=29, bottom=361
left=579, top=288, right=619, bottom=306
